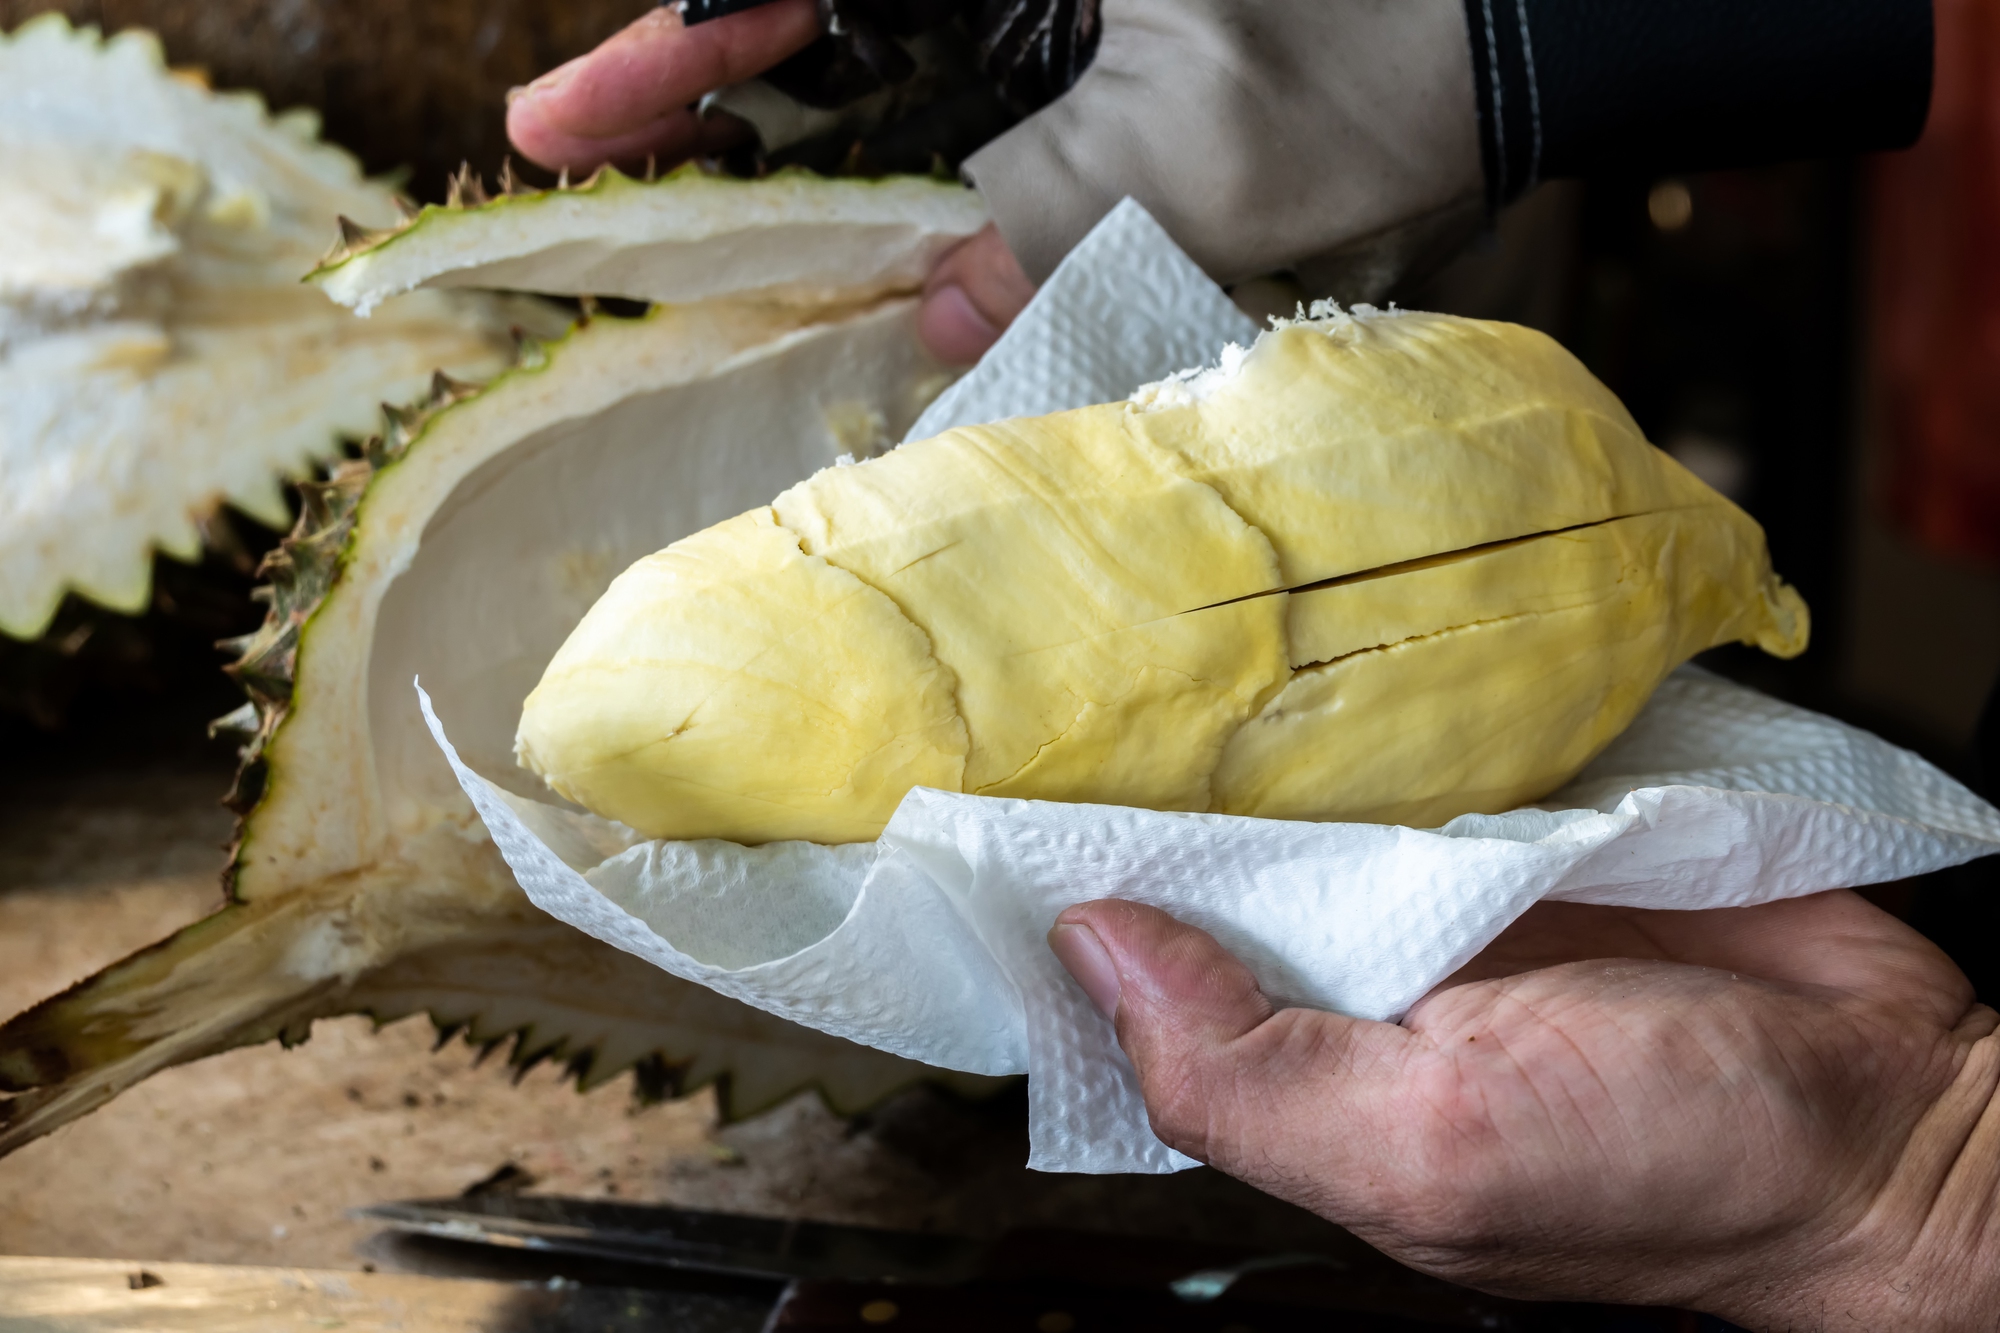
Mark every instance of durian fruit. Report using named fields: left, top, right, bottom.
left=0, top=15, right=559, bottom=642
left=518, top=308, right=1807, bottom=845
left=0, top=170, right=993, bottom=1157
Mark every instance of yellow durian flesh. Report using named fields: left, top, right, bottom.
left=515, top=508, right=968, bottom=844
left=1222, top=509, right=1807, bottom=826
left=517, top=310, right=1808, bottom=846
left=1129, top=313, right=1721, bottom=587
left=768, top=412, right=1290, bottom=796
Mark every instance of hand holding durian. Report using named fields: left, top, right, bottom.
left=516, top=307, right=1806, bottom=844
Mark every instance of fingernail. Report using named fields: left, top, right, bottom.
left=505, top=84, right=531, bottom=106
left=522, top=64, right=573, bottom=98
left=1049, top=923, right=1121, bottom=1018
left=917, top=284, right=1001, bottom=366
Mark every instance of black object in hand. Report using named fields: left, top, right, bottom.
left=676, top=0, right=787, bottom=24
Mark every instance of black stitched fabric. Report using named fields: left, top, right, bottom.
left=1462, top=0, right=1934, bottom=208
left=975, top=0, right=1102, bottom=113
left=1463, top=0, right=1540, bottom=212
left=682, top=0, right=1100, bottom=115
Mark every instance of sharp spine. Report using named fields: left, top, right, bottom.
left=447, top=162, right=488, bottom=208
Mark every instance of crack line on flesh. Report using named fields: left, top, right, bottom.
left=885, top=537, right=964, bottom=578
left=539, top=515, right=942, bottom=772
left=968, top=660, right=1233, bottom=799
left=1285, top=598, right=1616, bottom=676
left=1188, top=504, right=1714, bottom=615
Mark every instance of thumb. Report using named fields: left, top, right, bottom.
left=1049, top=900, right=1415, bottom=1208
left=918, top=224, right=1036, bottom=365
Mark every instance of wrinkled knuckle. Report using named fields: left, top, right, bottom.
left=1139, top=1060, right=1223, bottom=1161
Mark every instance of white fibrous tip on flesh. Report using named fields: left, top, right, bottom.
left=1128, top=300, right=1407, bottom=411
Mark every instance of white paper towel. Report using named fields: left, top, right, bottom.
left=423, top=201, right=2000, bottom=1175
left=905, top=198, right=1259, bottom=441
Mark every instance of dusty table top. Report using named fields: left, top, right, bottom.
left=0, top=754, right=1353, bottom=1274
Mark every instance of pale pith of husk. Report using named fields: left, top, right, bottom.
left=309, top=161, right=989, bottom=315
left=0, top=14, right=564, bottom=642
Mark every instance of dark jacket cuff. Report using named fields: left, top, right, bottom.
left=1464, top=0, right=1934, bottom=208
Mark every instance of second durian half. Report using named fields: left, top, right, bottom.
left=517, top=308, right=1808, bottom=844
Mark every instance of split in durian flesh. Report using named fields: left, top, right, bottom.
left=518, top=310, right=1808, bottom=844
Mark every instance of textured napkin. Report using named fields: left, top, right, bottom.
left=424, top=202, right=2000, bottom=1174
left=905, top=198, right=1258, bottom=439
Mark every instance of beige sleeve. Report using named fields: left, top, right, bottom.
left=961, top=0, right=1485, bottom=286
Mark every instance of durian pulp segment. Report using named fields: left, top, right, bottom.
left=1215, top=509, right=1810, bottom=825
left=518, top=510, right=970, bottom=845
left=518, top=312, right=1809, bottom=845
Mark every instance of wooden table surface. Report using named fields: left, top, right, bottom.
left=0, top=1255, right=756, bottom=1333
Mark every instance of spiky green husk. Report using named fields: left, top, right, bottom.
left=1, top=305, right=994, bottom=1159
left=211, top=366, right=486, bottom=818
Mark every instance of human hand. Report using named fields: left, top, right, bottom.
left=505, top=3, right=1034, bottom=365
left=505, top=1, right=821, bottom=176
left=917, top=223, right=1034, bottom=365
left=1048, top=891, right=2000, bottom=1329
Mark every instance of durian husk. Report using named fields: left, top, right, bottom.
left=0, top=299, right=997, bottom=1160
left=308, top=160, right=989, bottom=315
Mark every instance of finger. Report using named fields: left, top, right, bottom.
left=507, top=0, right=820, bottom=172
left=1050, top=901, right=1414, bottom=1204
left=1638, top=890, right=1973, bottom=1023
left=917, top=283, right=1002, bottom=366
left=918, top=224, right=1036, bottom=364
left=1436, top=893, right=1971, bottom=1026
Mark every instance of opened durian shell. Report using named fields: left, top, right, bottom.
left=309, top=159, right=991, bottom=315
left=0, top=168, right=998, bottom=1156
left=0, top=15, right=562, bottom=643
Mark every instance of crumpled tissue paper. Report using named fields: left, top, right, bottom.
left=422, top=199, right=2000, bottom=1175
